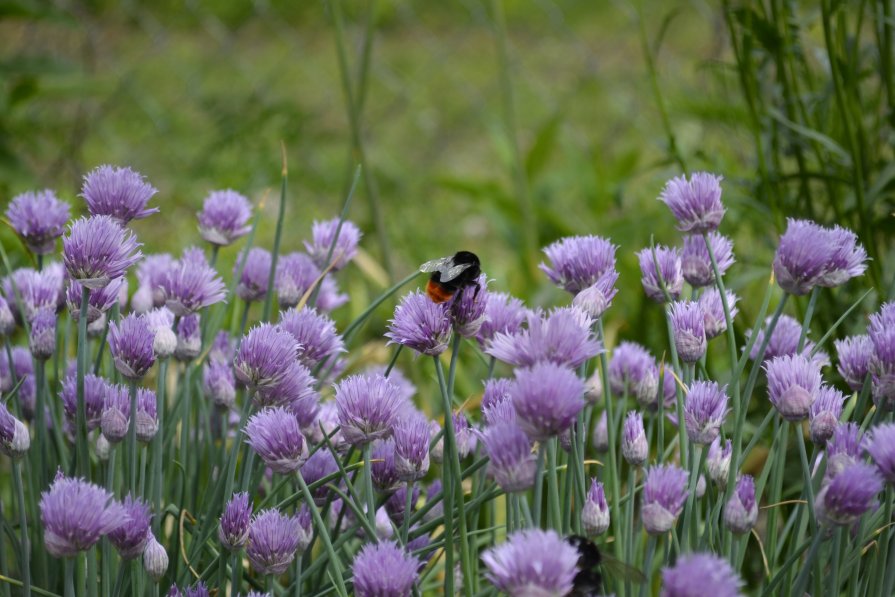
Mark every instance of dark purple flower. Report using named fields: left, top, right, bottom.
left=219, top=492, right=252, bottom=551
left=609, top=341, right=659, bottom=407
left=724, top=475, right=757, bottom=535
left=481, top=529, right=579, bottom=597
left=683, top=381, right=729, bottom=445
left=134, top=253, right=176, bottom=312
left=449, top=275, right=489, bottom=337
left=385, top=291, right=452, bottom=356
left=581, top=479, right=610, bottom=537
left=274, top=252, right=319, bottom=309
left=279, top=307, right=345, bottom=367
left=698, top=288, right=739, bottom=340
left=622, top=410, right=648, bottom=466
left=642, top=464, right=689, bottom=534
left=482, top=378, right=513, bottom=411
left=592, top=410, right=609, bottom=453
left=300, top=448, right=339, bottom=505
left=108, top=313, right=156, bottom=379
left=809, top=386, right=846, bottom=446
left=7, top=189, right=70, bottom=254
left=234, top=324, right=299, bottom=390
left=174, top=314, right=201, bottom=362
left=101, top=384, right=131, bottom=443
left=864, top=423, right=895, bottom=485
left=572, top=270, right=619, bottom=319
left=480, top=422, right=536, bottom=493
left=706, top=437, right=732, bottom=485
left=197, top=189, right=252, bottom=246
left=510, top=362, right=585, bottom=441
left=39, top=475, right=126, bottom=557
left=487, top=307, right=602, bottom=369
left=539, top=235, right=618, bottom=294
left=234, top=247, right=272, bottom=303
left=819, top=225, right=868, bottom=287
left=352, top=541, right=419, bottom=597
left=29, top=308, right=56, bottom=360
left=245, top=407, right=309, bottom=474
left=63, top=215, right=142, bottom=290
left=60, top=373, right=108, bottom=430
left=393, top=415, right=430, bottom=481
left=835, top=334, right=873, bottom=392
left=766, top=354, right=821, bottom=421
left=204, top=360, right=236, bottom=409
left=246, top=509, right=301, bottom=576
left=637, top=245, right=683, bottom=302
left=476, top=292, right=527, bottom=347
left=81, top=165, right=158, bottom=224
left=386, top=484, right=420, bottom=527
left=142, top=532, right=168, bottom=581
left=670, top=301, right=707, bottom=363
left=161, top=248, right=226, bottom=316
left=681, top=232, right=734, bottom=287
left=335, top=373, right=403, bottom=446
left=661, top=552, right=743, bottom=597
left=371, top=437, right=400, bottom=492
left=108, top=495, right=151, bottom=559
left=305, top=218, right=362, bottom=271
left=816, top=462, right=882, bottom=526
left=66, top=278, right=122, bottom=324
left=659, top=172, right=725, bottom=234
left=827, top=422, right=862, bottom=481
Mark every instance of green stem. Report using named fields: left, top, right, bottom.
left=639, top=535, right=657, bottom=597
left=152, top=359, right=167, bottom=533
left=295, top=474, right=348, bottom=596
left=401, top=481, right=413, bottom=546
left=597, top=319, right=622, bottom=560
left=127, top=380, right=138, bottom=496
left=12, top=462, right=30, bottom=597
left=792, top=533, right=823, bottom=597
left=546, top=440, right=562, bottom=530
left=363, top=443, right=376, bottom=531
left=33, top=359, right=49, bottom=491
left=625, top=470, right=636, bottom=597
left=76, top=287, right=91, bottom=478
left=229, top=552, right=241, bottom=596
left=262, top=154, right=289, bottom=322
left=64, top=560, right=74, bottom=597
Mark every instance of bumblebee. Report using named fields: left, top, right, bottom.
left=566, top=535, right=645, bottom=596
left=419, top=251, right=482, bottom=304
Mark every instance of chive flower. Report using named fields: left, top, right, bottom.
left=244, top=407, right=309, bottom=474
left=683, top=381, right=729, bottom=445
left=234, top=247, right=272, bottom=303
left=481, top=529, right=579, bottom=597
left=197, top=189, right=252, bottom=246
left=352, top=541, right=419, bottom=597
left=670, top=300, right=707, bottom=363
left=108, top=313, right=156, bottom=379
left=681, top=232, right=734, bottom=287
left=6, top=189, right=70, bottom=254
left=480, top=422, right=536, bottom=493
left=81, top=165, right=159, bottom=225
left=658, top=171, right=725, bottom=233
left=385, top=291, right=452, bottom=356
left=39, top=475, right=126, bottom=558
left=661, top=552, right=743, bottom=597
left=246, top=509, right=302, bottom=576
left=539, top=235, right=618, bottom=294
left=641, top=464, right=689, bottom=535
left=335, top=373, right=403, bottom=446
left=510, top=362, right=585, bottom=441
left=637, top=245, right=683, bottom=302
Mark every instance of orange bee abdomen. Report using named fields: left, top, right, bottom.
left=426, top=279, right=455, bottom=304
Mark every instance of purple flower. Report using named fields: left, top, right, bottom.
left=29, top=308, right=56, bottom=360
left=637, top=245, right=683, bottom=302
left=487, top=306, right=602, bottom=369
left=143, top=307, right=176, bottom=359
left=452, top=412, right=478, bottom=458
left=572, top=270, right=619, bottom=319
left=816, top=462, right=882, bottom=526
left=773, top=219, right=866, bottom=295
left=11, top=268, right=62, bottom=322
left=108, top=495, right=151, bottom=560
left=766, top=354, right=821, bottom=421
left=609, top=341, right=659, bottom=407
left=683, top=381, right=729, bottom=445
left=385, top=291, right=452, bottom=356
left=681, top=232, right=734, bottom=287
left=210, top=331, right=234, bottom=364
left=659, top=172, right=725, bottom=233
left=234, top=247, right=272, bottom=303
left=246, top=509, right=301, bottom=576
left=305, top=218, right=362, bottom=271
left=81, top=165, right=158, bottom=224
left=481, top=529, right=579, bottom=597
left=592, top=410, right=609, bottom=453
left=706, top=437, right=732, bottom=485
left=476, top=292, right=527, bottom=347
left=449, top=275, right=489, bottom=337
left=480, top=423, right=536, bottom=493
left=869, top=303, right=895, bottom=406
left=809, top=386, right=846, bottom=446
left=724, top=475, right=757, bottom=535
left=204, top=360, right=236, bottom=409
left=393, top=415, right=430, bottom=481
left=245, top=407, right=309, bottom=474
left=510, top=362, right=585, bottom=441
left=670, top=301, right=707, bottom=363
left=63, top=215, right=142, bottom=290
left=6, top=189, right=70, bottom=254
left=864, top=423, right=895, bottom=485
left=622, top=410, right=649, bottom=466
left=698, top=288, right=739, bottom=340
left=219, top=492, right=252, bottom=551
left=101, top=384, right=131, bottom=443
left=234, top=324, right=299, bottom=390
left=352, top=541, right=419, bottom=597
left=311, top=401, right=346, bottom=453
left=836, top=334, right=873, bottom=392
left=134, top=253, right=176, bottom=312
left=300, top=448, right=339, bottom=505
left=335, top=373, right=403, bottom=446
left=274, top=252, right=319, bottom=309
left=142, top=532, right=168, bottom=582
left=66, top=278, right=123, bottom=324
left=827, top=422, right=862, bottom=481
left=482, top=395, right=516, bottom=427
left=539, top=235, right=618, bottom=294
left=161, top=248, right=226, bottom=316
left=581, top=479, right=610, bottom=536
left=482, top=378, right=513, bottom=411
left=279, top=307, right=345, bottom=367
left=135, top=388, right=158, bottom=443
left=819, top=225, right=868, bottom=287
left=39, top=475, right=126, bottom=558
left=0, top=402, right=15, bottom=446
left=371, top=438, right=400, bottom=492
left=0, top=347, right=35, bottom=418
left=175, top=314, right=201, bottom=362
left=272, top=362, right=320, bottom=428
left=60, top=373, right=108, bottom=430
left=0, top=402, right=28, bottom=458
left=108, top=313, right=156, bottom=379
left=642, top=464, right=689, bottom=534
left=661, top=552, right=743, bottom=597
left=0, top=296, right=13, bottom=336
left=386, top=485, right=420, bottom=527
left=197, top=189, right=252, bottom=246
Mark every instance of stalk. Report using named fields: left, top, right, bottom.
left=12, top=462, right=30, bottom=597
left=76, top=287, right=91, bottom=477
left=127, top=380, right=138, bottom=495
left=33, top=359, right=49, bottom=490
left=363, top=443, right=376, bottom=530
left=64, top=559, right=75, bottom=597
left=545, top=440, right=562, bottom=530
left=152, top=359, right=168, bottom=533
left=262, top=147, right=288, bottom=322
left=295, top=474, right=348, bottom=596
left=597, top=319, right=622, bottom=560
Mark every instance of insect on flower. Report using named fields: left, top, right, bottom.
left=565, top=535, right=645, bottom=596
left=419, top=251, right=481, bottom=304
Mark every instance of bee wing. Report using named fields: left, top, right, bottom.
left=600, top=553, right=646, bottom=584
left=439, top=262, right=473, bottom=283
left=419, top=257, right=452, bottom=273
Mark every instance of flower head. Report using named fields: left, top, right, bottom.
left=232, top=247, right=271, bottom=303
left=482, top=378, right=513, bottom=411
left=40, top=475, right=126, bottom=558
left=486, top=307, right=602, bottom=369
left=659, top=172, right=725, bottom=233
left=863, top=423, right=895, bottom=485
left=143, top=307, right=176, bottom=359
left=683, top=381, right=729, bottom=445
left=827, top=422, right=862, bottom=480
left=592, top=410, right=609, bottom=453
left=134, top=253, right=176, bottom=312
left=698, top=288, right=739, bottom=340
left=61, top=373, right=108, bottom=430
left=203, top=360, right=236, bottom=409
left=0, top=296, right=13, bottom=336
left=352, top=541, right=419, bottom=597
left=335, top=373, right=403, bottom=446
left=101, top=385, right=131, bottom=443
left=245, top=407, right=309, bottom=474
left=385, top=291, right=452, bottom=356
left=581, top=479, right=610, bottom=537
left=724, top=475, right=757, bottom=535
left=62, top=216, right=142, bottom=290
left=809, top=386, right=846, bottom=446
left=174, top=314, right=201, bottom=362
left=274, top=252, right=319, bottom=309
left=108, top=313, right=156, bottom=379
left=820, top=225, right=868, bottom=287
left=279, top=307, right=345, bottom=368
left=482, top=395, right=516, bottom=427
left=449, top=275, right=489, bottom=337
left=66, top=278, right=123, bottom=324
left=836, top=335, right=873, bottom=392
left=234, top=324, right=299, bottom=390
left=219, top=492, right=253, bottom=551
left=572, top=270, right=619, bottom=319
left=135, top=388, right=158, bottom=443
left=670, top=301, right=707, bottom=363
left=81, top=165, right=158, bottom=224
left=161, top=248, right=226, bottom=316
left=481, top=529, right=579, bottom=597
left=816, top=462, right=882, bottom=527
left=642, top=464, right=689, bottom=534
left=305, top=218, right=362, bottom=271
left=29, top=307, right=56, bottom=360
left=371, top=438, right=401, bottom=492
left=766, top=354, right=821, bottom=421
left=246, top=509, right=301, bottom=576
left=197, top=189, right=252, bottom=246
left=869, top=303, right=895, bottom=406
left=660, top=552, right=743, bottom=597
left=452, top=412, right=478, bottom=458
left=539, top=235, right=617, bottom=294
left=476, top=292, right=527, bottom=347
left=637, top=245, right=683, bottom=302
left=142, top=533, right=168, bottom=582
left=681, top=232, right=734, bottom=287
left=773, top=219, right=866, bottom=295
left=609, top=342, right=659, bottom=407
left=7, top=189, right=70, bottom=254
left=480, top=422, right=536, bottom=493
left=622, top=411, right=649, bottom=466
left=300, top=448, right=339, bottom=505
left=393, top=415, right=430, bottom=481
left=510, top=362, right=585, bottom=441
left=706, top=437, right=732, bottom=485
left=108, top=495, right=151, bottom=560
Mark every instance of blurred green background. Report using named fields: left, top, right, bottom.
left=1, top=0, right=893, bottom=350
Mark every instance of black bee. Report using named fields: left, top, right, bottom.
left=566, top=535, right=646, bottom=596
left=419, top=251, right=482, bottom=304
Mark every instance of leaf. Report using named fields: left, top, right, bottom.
left=767, top=108, right=852, bottom=166
left=524, top=113, right=562, bottom=181
left=732, top=7, right=782, bottom=54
